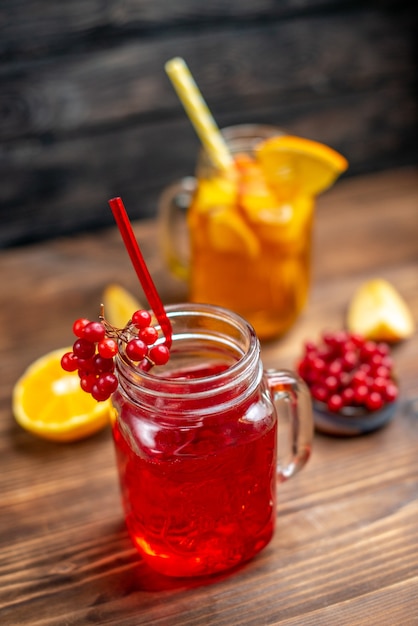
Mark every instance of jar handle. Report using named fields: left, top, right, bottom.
left=265, top=369, right=313, bottom=482
left=157, top=176, right=197, bottom=282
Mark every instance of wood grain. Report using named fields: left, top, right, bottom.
left=0, top=168, right=417, bottom=625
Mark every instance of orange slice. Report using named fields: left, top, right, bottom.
left=12, top=348, right=112, bottom=442
left=347, top=279, right=415, bottom=342
left=246, top=196, right=314, bottom=246
left=102, top=284, right=143, bottom=327
left=207, top=207, right=260, bottom=258
left=256, top=135, right=348, bottom=197
left=191, top=176, right=237, bottom=214
left=237, top=158, right=279, bottom=214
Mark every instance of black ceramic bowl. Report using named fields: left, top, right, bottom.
left=313, top=400, right=398, bottom=436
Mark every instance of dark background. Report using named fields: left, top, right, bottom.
left=1, top=0, right=417, bottom=248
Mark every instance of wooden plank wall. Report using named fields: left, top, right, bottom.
left=0, top=0, right=416, bottom=248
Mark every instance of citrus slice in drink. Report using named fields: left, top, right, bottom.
left=102, top=283, right=143, bottom=327
left=246, top=196, right=314, bottom=246
left=191, top=176, right=237, bottom=215
left=256, top=135, right=348, bottom=197
left=207, top=207, right=260, bottom=258
left=12, top=348, right=112, bottom=442
left=237, top=157, right=279, bottom=213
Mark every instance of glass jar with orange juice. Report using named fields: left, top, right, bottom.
left=159, top=124, right=347, bottom=340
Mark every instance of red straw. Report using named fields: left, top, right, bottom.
left=108, top=197, right=172, bottom=348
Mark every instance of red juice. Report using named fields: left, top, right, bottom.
left=112, top=362, right=277, bottom=577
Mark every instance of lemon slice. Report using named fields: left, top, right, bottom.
left=191, top=177, right=237, bottom=214
left=238, top=166, right=279, bottom=214
left=347, top=279, right=415, bottom=342
left=207, top=207, right=260, bottom=258
left=256, top=135, right=348, bottom=197
left=102, top=284, right=143, bottom=327
left=12, top=348, right=112, bottom=442
left=247, top=196, right=314, bottom=246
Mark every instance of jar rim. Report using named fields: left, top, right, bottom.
left=197, top=124, right=285, bottom=171
left=115, top=303, right=260, bottom=396
left=220, top=123, right=284, bottom=141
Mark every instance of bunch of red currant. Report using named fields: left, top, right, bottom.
left=297, top=330, right=398, bottom=413
left=61, top=309, right=170, bottom=402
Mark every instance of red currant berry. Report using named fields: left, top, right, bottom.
left=327, top=394, right=344, bottom=412
left=98, top=337, right=118, bottom=359
left=92, top=354, right=114, bottom=374
left=351, top=370, right=368, bottom=386
left=376, top=342, right=390, bottom=356
left=321, top=331, right=333, bottom=345
left=312, top=357, right=327, bottom=374
left=72, top=318, right=90, bottom=338
left=364, top=375, right=375, bottom=388
left=381, top=356, right=394, bottom=370
left=76, top=357, right=95, bottom=376
left=341, top=387, right=355, bottom=405
left=354, top=384, right=368, bottom=404
left=369, top=353, right=384, bottom=370
left=91, top=383, right=110, bottom=402
left=297, top=359, right=310, bottom=379
left=333, top=330, right=350, bottom=346
left=341, top=339, right=356, bottom=354
left=349, top=333, right=365, bottom=348
left=339, top=372, right=351, bottom=388
left=366, top=392, right=384, bottom=412
left=384, top=382, right=398, bottom=403
left=372, top=377, right=388, bottom=394
left=342, top=351, right=357, bottom=371
left=96, top=373, right=118, bottom=395
left=138, top=358, right=150, bottom=371
left=148, top=344, right=170, bottom=366
left=132, top=309, right=152, bottom=329
left=126, top=338, right=148, bottom=361
left=374, top=365, right=390, bottom=379
left=304, top=340, right=317, bottom=353
left=138, top=326, right=159, bottom=345
left=324, top=375, right=339, bottom=393
left=61, top=352, right=79, bottom=372
left=83, top=321, right=106, bottom=343
left=73, top=338, right=95, bottom=359
left=328, top=359, right=343, bottom=377
left=361, top=340, right=378, bottom=360
left=317, top=347, right=333, bottom=360
left=80, top=374, right=97, bottom=393
left=310, top=384, right=329, bottom=403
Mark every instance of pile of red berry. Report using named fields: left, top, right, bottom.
left=61, top=310, right=170, bottom=402
left=297, top=330, right=398, bottom=414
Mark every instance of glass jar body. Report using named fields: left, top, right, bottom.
left=111, top=304, right=277, bottom=577
left=187, top=124, right=314, bottom=340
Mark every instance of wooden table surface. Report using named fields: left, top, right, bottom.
left=1, top=167, right=417, bottom=625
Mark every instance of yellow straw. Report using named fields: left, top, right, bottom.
left=165, top=57, right=233, bottom=171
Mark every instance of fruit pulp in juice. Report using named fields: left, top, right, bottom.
left=112, top=363, right=277, bottom=577
left=187, top=154, right=313, bottom=340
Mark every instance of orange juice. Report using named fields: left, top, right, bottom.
left=187, top=126, right=314, bottom=340
left=159, top=125, right=347, bottom=340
